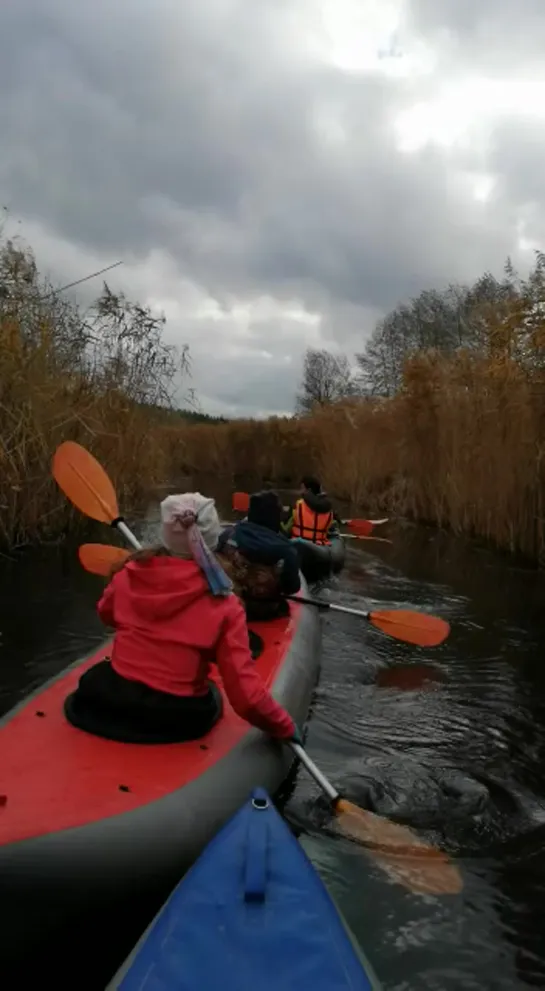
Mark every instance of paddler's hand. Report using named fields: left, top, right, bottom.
left=291, top=726, right=304, bottom=746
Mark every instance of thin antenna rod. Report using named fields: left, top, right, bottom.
left=44, top=260, right=124, bottom=298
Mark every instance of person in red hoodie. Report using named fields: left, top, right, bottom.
left=64, top=492, right=298, bottom=745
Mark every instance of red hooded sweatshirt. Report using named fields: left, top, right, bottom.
left=97, top=555, right=295, bottom=740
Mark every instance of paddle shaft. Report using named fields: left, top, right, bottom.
left=287, top=594, right=369, bottom=620
left=116, top=519, right=142, bottom=550
left=289, top=742, right=339, bottom=804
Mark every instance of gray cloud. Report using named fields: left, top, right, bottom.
left=405, top=0, right=545, bottom=72
left=1, top=0, right=544, bottom=415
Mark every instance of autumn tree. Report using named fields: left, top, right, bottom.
left=295, top=347, right=355, bottom=414
left=356, top=262, right=526, bottom=398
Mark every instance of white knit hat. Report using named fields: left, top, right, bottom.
left=160, top=493, right=221, bottom=557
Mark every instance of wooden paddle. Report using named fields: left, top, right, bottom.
left=78, top=544, right=449, bottom=648
left=52, top=442, right=461, bottom=895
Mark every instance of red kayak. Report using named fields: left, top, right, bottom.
left=0, top=591, right=320, bottom=965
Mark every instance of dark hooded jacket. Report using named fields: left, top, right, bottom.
left=217, top=492, right=301, bottom=618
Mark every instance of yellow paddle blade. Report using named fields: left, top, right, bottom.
left=52, top=441, right=119, bottom=524
left=79, top=543, right=130, bottom=576
left=335, top=799, right=463, bottom=896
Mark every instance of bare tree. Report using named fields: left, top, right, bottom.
left=295, top=347, right=354, bottom=414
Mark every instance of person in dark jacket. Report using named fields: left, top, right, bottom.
left=282, top=475, right=340, bottom=542
left=217, top=490, right=301, bottom=621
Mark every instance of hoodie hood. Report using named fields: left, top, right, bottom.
left=231, top=520, right=294, bottom=565
left=248, top=490, right=282, bottom=532
left=118, top=556, right=209, bottom=621
left=302, top=490, right=333, bottom=514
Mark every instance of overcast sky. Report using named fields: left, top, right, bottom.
left=1, top=1, right=544, bottom=417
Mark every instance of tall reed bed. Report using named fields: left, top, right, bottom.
left=4, top=231, right=545, bottom=562
left=168, top=350, right=545, bottom=562
left=0, top=238, right=188, bottom=546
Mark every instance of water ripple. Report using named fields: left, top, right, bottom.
left=287, top=527, right=545, bottom=989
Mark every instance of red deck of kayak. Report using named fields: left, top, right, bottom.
left=0, top=606, right=300, bottom=847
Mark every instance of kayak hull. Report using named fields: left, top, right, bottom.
left=107, top=788, right=381, bottom=990
left=292, top=535, right=346, bottom=583
left=0, top=584, right=321, bottom=965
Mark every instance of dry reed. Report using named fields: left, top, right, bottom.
left=5, top=232, right=545, bottom=563
left=0, top=237, right=188, bottom=546
left=168, top=347, right=545, bottom=562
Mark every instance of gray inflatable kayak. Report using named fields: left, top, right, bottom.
left=0, top=585, right=321, bottom=965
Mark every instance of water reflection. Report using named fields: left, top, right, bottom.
left=375, top=663, right=445, bottom=691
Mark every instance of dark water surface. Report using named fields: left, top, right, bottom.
left=1, top=508, right=545, bottom=989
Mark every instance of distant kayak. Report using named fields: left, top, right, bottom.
left=292, top=535, right=346, bottom=583
left=107, top=788, right=381, bottom=990
left=0, top=586, right=320, bottom=964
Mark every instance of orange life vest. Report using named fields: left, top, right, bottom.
left=291, top=499, right=333, bottom=545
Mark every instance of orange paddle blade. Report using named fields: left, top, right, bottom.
left=346, top=519, right=373, bottom=536
left=335, top=799, right=462, bottom=896
left=52, top=442, right=119, bottom=524
left=79, top=543, right=129, bottom=576
left=232, top=492, right=250, bottom=513
left=369, top=610, right=450, bottom=648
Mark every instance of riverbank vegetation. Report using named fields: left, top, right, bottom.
left=0, top=237, right=193, bottom=546
left=175, top=254, right=545, bottom=562
left=4, top=230, right=545, bottom=563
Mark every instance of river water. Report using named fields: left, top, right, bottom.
left=1, top=506, right=545, bottom=989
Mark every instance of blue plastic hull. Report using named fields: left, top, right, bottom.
left=108, top=788, right=380, bottom=990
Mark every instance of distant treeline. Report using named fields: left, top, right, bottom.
left=175, top=409, right=229, bottom=425
left=142, top=404, right=229, bottom=425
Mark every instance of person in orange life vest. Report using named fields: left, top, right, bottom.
left=283, top=475, right=339, bottom=545
left=64, top=492, right=300, bottom=746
